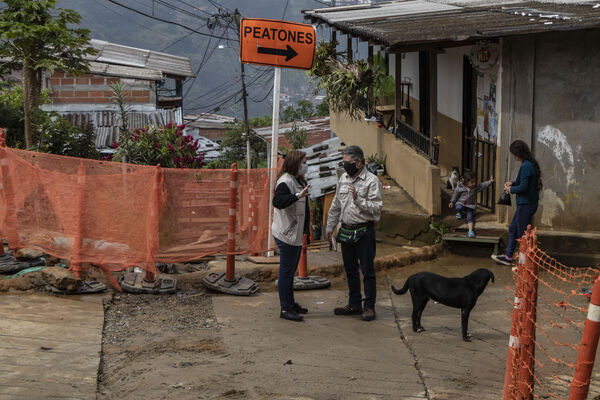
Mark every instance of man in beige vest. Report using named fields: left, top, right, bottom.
left=326, top=145, right=383, bottom=321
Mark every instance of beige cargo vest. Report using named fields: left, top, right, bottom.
left=272, top=173, right=306, bottom=246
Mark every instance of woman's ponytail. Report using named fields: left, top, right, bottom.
left=509, top=140, right=543, bottom=192
left=527, top=155, right=543, bottom=192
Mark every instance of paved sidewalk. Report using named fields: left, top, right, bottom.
left=0, top=293, right=105, bottom=399
left=213, top=288, right=427, bottom=399
left=209, top=256, right=517, bottom=400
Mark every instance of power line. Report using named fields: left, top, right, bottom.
left=181, top=19, right=234, bottom=101
left=106, top=0, right=238, bottom=41
left=154, top=0, right=207, bottom=21
left=174, top=0, right=213, bottom=16
left=186, top=67, right=271, bottom=109
left=159, top=30, right=196, bottom=52
left=96, top=1, right=176, bottom=39
left=206, top=0, right=232, bottom=13
left=249, top=84, right=274, bottom=103
left=282, top=0, right=290, bottom=19
left=182, top=25, right=217, bottom=99
left=186, top=69, right=270, bottom=112
left=183, top=55, right=271, bottom=105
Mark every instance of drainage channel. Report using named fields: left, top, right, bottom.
left=385, top=276, right=432, bottom=400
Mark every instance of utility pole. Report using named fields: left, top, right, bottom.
left=240, top=60, right=251, bottom=169
left=232, top=9, right=252, bottom=169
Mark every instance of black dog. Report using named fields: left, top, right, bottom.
left=391, top=268, right=494, bottom=342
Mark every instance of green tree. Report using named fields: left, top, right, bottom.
left=316, top=99, right=330, bottom=117
left=0, top=0, right=96, bottom=148
left=295, top=99, right=315, bottom=120
left=210, top=121, right=267, bottom=169
left=38, top=119, right=99, bottom=159
left=281, top=104, right=299, bottom=123
left=281, top=99, right=318, bottom=123
left=0, top=83, right=91, bottom=153
left=0, top=84, right=26, bottom=148
left=249, top=114, right=272, bottom=128
left=283, top=122, right=308, bottom=151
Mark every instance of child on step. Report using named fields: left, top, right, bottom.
left=449, top=171, right=494, bottom=238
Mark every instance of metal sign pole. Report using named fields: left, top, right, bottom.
left=266, top=67, right=281, bottom=256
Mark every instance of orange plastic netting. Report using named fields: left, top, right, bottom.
left=0, top=146, right=273, bottom=274
left=504, top=228, right=600, bottom=399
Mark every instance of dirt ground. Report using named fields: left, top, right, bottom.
left=96, top=253, right=600, bottom=400
left=97, top=290, right=231, bottom=400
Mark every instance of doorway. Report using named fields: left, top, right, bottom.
left=461, top=55, right=476, bottom=174
left=461, top=55, right=496, bottom=211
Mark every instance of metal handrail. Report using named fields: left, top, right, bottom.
left=394, top=119, right=439, bottom=165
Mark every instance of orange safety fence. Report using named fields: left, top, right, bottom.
left=0, top=140, right=276, bottom=286
left=503, top=225, right=600, bottom=400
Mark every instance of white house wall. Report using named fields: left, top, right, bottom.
left=437, top=46, right=471, bottom=123
left=401, top=52, right=420, bottom=100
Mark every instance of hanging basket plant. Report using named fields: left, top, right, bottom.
left=308, top=41, right=394, bottom=120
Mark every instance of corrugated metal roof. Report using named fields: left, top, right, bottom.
left=87, top=61, right=164, bottom=80
left=183, top=113, right=237, bottom=129
left=60, top=109, right=183, bottom=149
left=304, top=1, right=600, bottom=49
left=300, top=136, right=345, bottom=199
left=88, top=39, right=194, bottom=78
left=254, top=116, right=331, bottom=138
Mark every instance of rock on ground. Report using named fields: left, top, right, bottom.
left=41, top=267, right=82, bottom=291
left=15, top=248, right=45, bottom=260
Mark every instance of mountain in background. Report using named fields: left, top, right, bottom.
left=56, top=0, right=332, bottom=119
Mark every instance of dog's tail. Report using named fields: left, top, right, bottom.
left=391, top=279, right=410, bottom=295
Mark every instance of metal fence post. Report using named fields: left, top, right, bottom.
left=144, top=164, right=163, bottom=283
left=569, top=276, right=600, bottom=399
left=71, top=160, right=85, bottom=280
left=291, top=210, right=330, bottom=291
left=0, top=129, right=20, bottom=250
left=201, top=162, right=258, bottom=295
left=226, top=163, right=238, bottom=281
left=503, top=263, right=523, bottom=400
left=121, top=163, right=176, bottom=294
left=519, top=225, right=538, bottom=399
left=298, top=234, right=308, bottom=278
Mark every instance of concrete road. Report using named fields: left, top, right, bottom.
left=0, top=293, right=105, bottom=400
left=213, top=255, right=600, bottom=400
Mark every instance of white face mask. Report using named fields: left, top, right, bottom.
left=299, top=164, right=308, bottom=176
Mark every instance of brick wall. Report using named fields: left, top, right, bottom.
left=195, top=128, right=230, bottom=142
left=49, top=71, right=154, bottom=105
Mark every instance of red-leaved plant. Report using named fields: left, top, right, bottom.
left=112, top=122, right=204, bottom=168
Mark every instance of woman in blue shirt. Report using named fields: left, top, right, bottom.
left=492, top=140, right=542, bottom=265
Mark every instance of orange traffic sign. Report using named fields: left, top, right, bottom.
left=240, top=18, right=316, bottom=70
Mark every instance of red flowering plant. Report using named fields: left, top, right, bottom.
left=112, top=122, right=204, bottom=168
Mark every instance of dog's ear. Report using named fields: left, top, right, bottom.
left=489, top=271, right=495, bottom=283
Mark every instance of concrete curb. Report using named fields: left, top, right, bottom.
left=306, top=243, right=444, bottom=278
left=0, top=244, right=445, bottom=292
left=197, top=244, right=445, bottom=286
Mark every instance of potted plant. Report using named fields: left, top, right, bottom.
left=308, top=41, right=395, bottom=121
